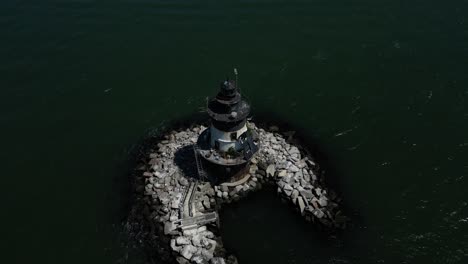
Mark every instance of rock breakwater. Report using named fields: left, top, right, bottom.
left=125, top=122, right=347, bottom=264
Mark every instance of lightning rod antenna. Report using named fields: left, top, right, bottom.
left=234, top=68, right=239, bottom=93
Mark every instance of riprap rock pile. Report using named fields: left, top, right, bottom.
left=126, top=122, right=347, bottom=264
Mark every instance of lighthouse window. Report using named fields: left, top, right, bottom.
left=230, top=132, right=237, bottom=140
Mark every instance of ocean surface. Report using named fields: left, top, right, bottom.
left=1, top=0, right=468, bottom=263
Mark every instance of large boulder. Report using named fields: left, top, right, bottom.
left=297, top=197, right=306, bottom=214
left=180, top=245, right=197, bottom=260
left=191, top=255, right=206, bottom=264
left=179, top=177, right=189, bottom=186
left=277, top=170, right=287, bottom=178
left=283, top=184, right=293, bottom=196
left=289, top=164, right=300, bottom=173
left=211, top=257, right=226, bottom=264
left=313, top=209, right=325, bottom=219
left=300, top=190, right=314, bottom=200
left=266, top=164, right=276, bottom=177
left=164, top=222, right=176, bottom=235
left=291, top=189, right=299, bottom=202
left=176, top=236, right=191, bottom=246
left=318, top=197, right=328, bottom=207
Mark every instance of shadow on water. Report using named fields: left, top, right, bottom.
left=219, top=185, right=354, bottom=264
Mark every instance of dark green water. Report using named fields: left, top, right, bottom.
left=1, top=0, right=468, bottom=263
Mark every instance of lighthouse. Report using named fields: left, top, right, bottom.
left=196, top=78, right=259, bottom=181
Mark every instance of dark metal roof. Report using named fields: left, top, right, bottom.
left=207, top=79, right=250, bottom=123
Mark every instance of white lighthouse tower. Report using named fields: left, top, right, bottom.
left=196, top=78, right=259, bottom=180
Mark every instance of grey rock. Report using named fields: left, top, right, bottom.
left=180, top=245, right=197, bottom=260
left=315, top=187, right=322, bottom=196
left=176, top=236, right=191, bottom=246
left=191, top=255, right=206, bottom=264
left=297, top=160, right=306, bottom=169
left=289, top=155, right=300, bottom=163
left=191, top=234, right=204, bottom=247
left=170, top=213, right=178, bottom=222
left=159, top=192, right=170, bottom=205
left=283, top=184, right=293, bottom=196
left=201, top=230, right=215, bottom=239
left=300, top=190, right=314, bottom=200
left=289, top=146, right=300, bottom=155
left=277, top=161, right=288, bottom=169
left=203, top=238, right=217, bottom=249
left=266, top=164, right=275, bottom=177
left=289, top=164, right=300, bottom=173
left=311, top=172, right=318, bottom=181
left=202, top=196, right=211, bottom=209
left=318, top=197, right=328, bottom=207
left=302, top=169, right=311, bottom=182
left=258, top=161, right=268, bottom=170
left=277, top=170, right=287, bottom=177
left=311, top=198, right=320, bottom=209
left=196, top=201, right=204, bottom=211
left=165, top=222, right=176, bottom=235
left=249, top=165, right=258, bottom=174
left=269, top=125, right=280, bottom=132
left=294, top=170, right=303, bottom=179
left=210, top=257, right=226, bottom=264
left=306, top=159, right=316, bottom=167
left=154, top=171, right=167, bottom=179
left=176, top=257, right=190, bottom=264
left=277, top=181, right=285, bottom=189
left=288, top=176, right=296, bottom=186
left=313, top=209, right=325, bottom=219
left=182, top=228, right=197, bottom=237
left=297, top=197, right=306, bottom=214
left=179, top=177, right=189, bottom=186
left=171, top=199, right=180, bottom=209
left=171, top=239, right=181, bottom=252
left=257, top=169, right=266, bottom=176
left=221, top=185, right=229, bottom=192
left=249, top=181, right=257, bottom=188
left=281, top=174, right=291, bottom=184
left=328, top=201, right=338, bottom=209
left=291, top=189, right=299, bottom=201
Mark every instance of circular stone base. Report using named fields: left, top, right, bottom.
left=125, top=122, right=349, bottom=264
